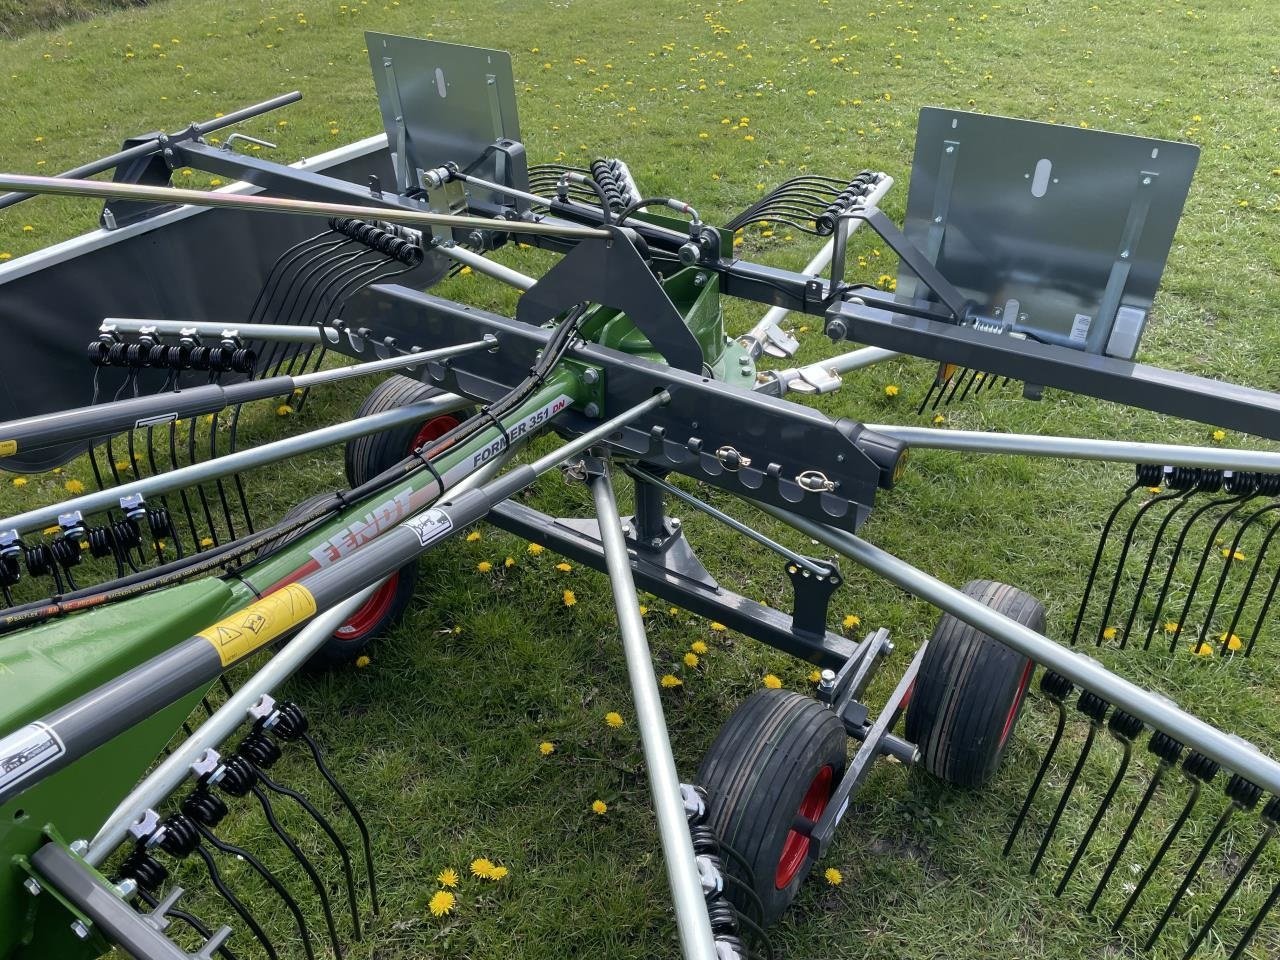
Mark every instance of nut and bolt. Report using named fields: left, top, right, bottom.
left=23, top=878, right=40, bottom=896
left=71, top=920, right=92, bottom=940
left=583, top=402, right=601, bottom=419
left=818, top=669, right=837, bottom=696
left=581, top=368, right=600, bottom=385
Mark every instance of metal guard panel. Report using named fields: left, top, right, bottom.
left=365, top=285, right=883, bottom=532
left=902, top=108, right=1198, bottom=358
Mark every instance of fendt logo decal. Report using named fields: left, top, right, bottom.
left=470, top=394, right=573, bottom=468
left=309, top=488, right=414, bottom=568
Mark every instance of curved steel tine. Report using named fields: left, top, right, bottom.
left=1087, top=730, right=1184, bottom=913
left=1238, top=514, right=1280, bottom=657
left=931, top=368, right=962, bottom=411
left=1056, top=711, right=1143, bottom=896
left=1005, top=672, right=1074, bottom=856
left=1113, top=752, right=1220, bottom=932
left=1228, top=868, right=1280, bottom=959
left=940, top=368, right=976, bottom=408
left=916, top=379, right=940, bottom=416
left=1071, top=481, right=1144, bottom=646
left=253, top=766, right=363, bottom=940
left=955, top=369, right=983, bottom=403
left=1030, top=692, right=1110, bottom=876
left=245, top=781, right=345, bottom=960
left=1183, top=797, right=1280, bottom=959
left=192, top=843, right=279, bottom=960
left=300, top=729, right=380, bottom=914
left=1118, top=487, right=1208, bottom=650
left=195, top=821, right=318, bottom=960
left=1208, top=503, right=1280, bottom=654
left=137, top=887, right=240, bottom=960
left=1095, top=487, right=1192, bottom=648
left=1145, top=775, right=1262, bottom=950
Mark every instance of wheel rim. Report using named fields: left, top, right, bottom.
left=411, top=414, right=461, bottom=451
left=334, top=572, right=400, bottom=640
left=775, top=764, right=834, bottom=889
left=998, top=661, right=1035, bottom=748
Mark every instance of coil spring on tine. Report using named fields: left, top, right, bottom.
left=117, top=848, right=169, bottom=892
left=215, top=754, right=259, bottom=796
left=1134, top=463, right=1165, bottom=487
left=47, top=537, right=81, bottom=570
left=238, top=731, right=283, bottom=768
left=182, top=789, right=230, bottom=829
left=21, top=542, right=55, bottom=577
left=156, top=814, right=201, bottom=858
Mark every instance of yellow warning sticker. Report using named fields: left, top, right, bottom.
left=197, top=583, right=317, bottom=666
left=0, top=439, right=16, bottom=457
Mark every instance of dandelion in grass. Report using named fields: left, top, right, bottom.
left=539, top=741, right=556, bottom=756
left=555, top=562, right=573, bottom=572
left=1102, top=626, right=1118, bottom=641
left=1222, top=548, right=1247, bottom=561
left=883, top=384, right=900, bottom=397
left=476, top=560, right=493, bottom=574
left=1212, top=429, right=1226, bottom=443
left=1191, top=641, right=1214, bottom=657
left=932, top=413, right=946, bottom=425
left=355, top=655, right=371, bottom=668
left=842, top=614, right=861, bottom=630
left=11, top=477, right=27, bottom=487
left=668, top=606, right=679, bottom=616
left=466, top=530, right=482, bottom=542
left=428, top=890, right=455, bottom=916
left=563, top=589, right=577, bottom=607
left=1221, top=632, right=1244, bottom=652
left=470, top=857, right=496, bottom=879
left=22, top=225, right=34, bottom=234
left=763, top=674, right=783, bottom=689
left=0, top=253, right=11, bottom=261
left=684, top=652, right=700, bottom=668
left=1164, top=621, right=1180, bottom=635
left=504, top=556, right=516, bottom=569
left=64, top=479, right=84, bottom=494
left=661, top=674, right=683, bottom=688
left=527, top=542, right=545, bottom=556
left=487, top=865, right=508, bottom=880
left=437, top=868, right=459, bottom=888
left=275, top=404, right=293, bottom=416
left=691, top=640, right=709, bottom=655
left=605, top=711, right=625, bottom=728
left=824, top=867, right=843, bottom=885
left=709, top=622, right=727, bottom=633
left=639, top=605, right=648, bottom=616
left=592, top=799, right=608, bottom=815
left=809, top=669, right=822, bottom=683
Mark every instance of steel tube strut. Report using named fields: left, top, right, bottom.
left=865, top=425, right=1280, bottom=473
left=590, top=469, right=718, bottom=960
left=0, top=393, right=471, bottom=536
left=0, top=173, right=612, bottom=240
left=0, top=339, right=491, bottom=457
left=758, top=503, right=1280, bottom=797
left=104, top=318, right=335, bottom=343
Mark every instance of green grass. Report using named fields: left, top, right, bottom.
left=3, top=1, right=1280, bottom=958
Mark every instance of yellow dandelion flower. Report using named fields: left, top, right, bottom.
left=1221, top=632, right=1244, bottom=651
left=64, top=479, right=84, bottom=494
left=22, top=225, right=34, bottom=234
left=639, top=605, right=649, bottom=616
left=428, top=890, right=455, bottom=916
left=476, top=560, right=493, bottom=573
left=932, top=413, right=946, bottom=425
left=527, top=542, right=545, bottom=556
left=691, top=640, right=709, bottom=655
left=668, top=606, right=679, bottom=616
left=563, top=589, right=577, bottom=607
left=1102, top=626, right=1118, bottom=641
left=466, top=530, right=482, bottom=542
left=555, top=562, right=573, bottom=572
left=592, top=799, right=608, bottom=815
left=11, top=476, right=28, bottom=487
left=605, top=711, right=625, bottom=728
left=199, top=536, right=214, bottom=548
left=809, top=669, right=822, bottom=683
left=1211, top=429, right=1226, bottom=442
left=661, top=674, right=683, bottom=688
left=0, top=252, right=11, bottom=261
left=458, top=266, right=472, bottom=276
left=824, top=866, right=843, bottom=885
left=437, top=867, right=459, bottom=888
left=743, top=134, right=755, bottom=142
left=842, top=614, right=861, bottom=630
left=276, top=404, right=293, bottom=416
left=1191, top=641, right=1214, bottom=657
left=684, top=652, right=700, bottom=668
left=763, top=674, right=783, bottom=689
left=709, top=621, right=727, bottom=632
left=487, top=865, right=508, bottom=880
left=209, top=179, right=223, bottom=187
left=1222, top=548, right=1246, bottom=561
left=806, top=89, right=816, bottom=96
left=884, top=384, right=900, bottom=397
left=505, top=556, right=516, bottom=569
left=1164, top=621, right=1180, bottom=634
left=470, top=857, right=496, bottom=879
left=538, top=741, right=556, bottom=755
left=355, top=655, right=371, bottom=668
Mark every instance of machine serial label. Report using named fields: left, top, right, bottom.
left=469, top=394, right=573, bottom=468
left=1070, top=313, right=1092, bottom=343
left=309, top=488, right=414, bottom=569
left=0, top=721, right=65, bottom=795
left=196, top=583, right=318, bottom=666
left=404, top=508, right=453, bottom=547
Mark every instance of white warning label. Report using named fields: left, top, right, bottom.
left=1070, top=313, right=1093, bottom=343
left=0, top=721, right=65, bottom=795
left=404, top=508, right=454, bottom=548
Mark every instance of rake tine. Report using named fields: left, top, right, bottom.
left=941, top=368, right=977, bottom=407
left=1243, top=549, right=1280, bottom=658
left=1145, top=773, right=1263, bottom=950
left=1070, top=472, right=1154, bottom=646
left=239, top=733, right=363, bottom=940
left=1202, top=501, right=1280, bottom=654
left=136, top=887, right=240, bottom=960
left=1005, top=671, right=1075, bottom=856
left=143, top=425, right=184, bottom=560
left=956, top=369, right=982, bottom=403
left=1224, top=508, right=1280, bottom=657
left=1087, top=729, right=1185, bottom=913
left=1030, top=690, right=1110, bottom=876
left=1119, top=484, right=1206, bottom=650
left=1184, top=795, right=1280, bottom=959
left=1113, top=751, right=1220, bottom=931
left=1056, top=709, right=1144, bottom=896
left=932, top=367, right=963, bottom=411
left=1228, top=861, right=1280, bottom=959
left=166, top=420, right=203, bottom=549
left=916, top=378, right=941, bottom=416
left=191, top=842, right=280, bottom=960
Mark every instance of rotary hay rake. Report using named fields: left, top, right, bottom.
left=2, top=31, right=1280, bottom=960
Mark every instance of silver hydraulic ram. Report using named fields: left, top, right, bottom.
left=759, top=502, right=1280, bottom=797
left=0, top=390, right=669, bottom=806
left=590, top=469, right=718, bottom=960
left=0, top=337, right=493, bottom=457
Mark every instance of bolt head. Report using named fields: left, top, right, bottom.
left=581, top=368, right=600, bottom=385
left=583, top=401, right=601, bottom=419
left=71, top=920, right=91, bottom=940
left=23, top=878, right=40, bottom=896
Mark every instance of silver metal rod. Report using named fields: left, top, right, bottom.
left=744, top=174, right=895, bottom=356
left=866, top=425, right=1280, bottom=472
left=103, top=317, right=331, bottom=344
left=0, top=394, right=470, bottom=536
left=289, top=336, right=494, bottom=388
left=0, top=174, right=612, bottom=240
left=436, top=243, right=537, bottom=291
left=625, top=465, right=827, bottom=574
left=456, top=172, right=556, bottom=211
left=827, top=345, right=901, bottom=376
left=84, top=446, right=513, bottom=866
left=591, top=469, right=718, bottom=960
left=759, top=501, right=1280, bottom=796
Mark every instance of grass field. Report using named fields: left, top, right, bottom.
left=3, top=1, right=1280, bottom=958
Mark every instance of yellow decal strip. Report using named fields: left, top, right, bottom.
left=197, top=583, right=317, bottom=666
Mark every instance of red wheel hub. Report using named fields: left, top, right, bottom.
left=775, top=764, right=834, bottom=889
left=334, top=571, right=400, bottom=641
left=411, top=414, right=462, bottom=451
left=999, top=661, right=1035, bottom=748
